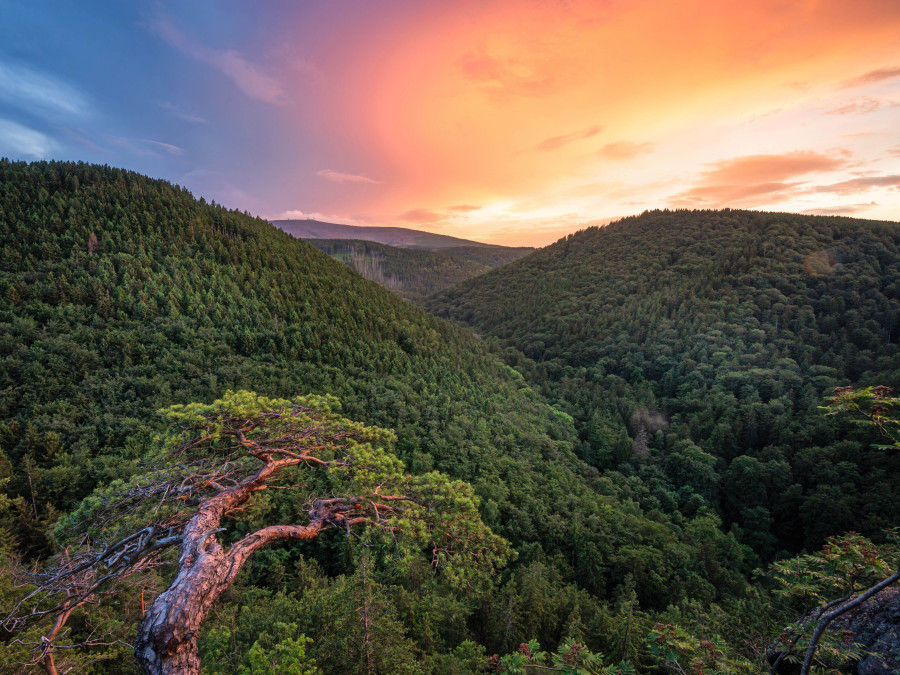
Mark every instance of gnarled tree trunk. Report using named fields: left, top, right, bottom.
left=133, top=470, right=327, bottom=674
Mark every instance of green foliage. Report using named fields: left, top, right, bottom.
left=766, top=532, right=898, bottom=671
left=5, top=162, right=897, bottom=672
left=243, top=633, right=317, bottom=675
left=59, top=390, right=509, bottom=599
left=770, top=533, right=897, bottom=610
left=0, top=161, right=754, bottom=619
left=823, top=385, right=900, bottom=449
left=238, top=623, right=320, bottom=675
left=495, top=637, right=632, bottom=674
left=647, top=623, right=755, bottom=674
left=0, top=540, right=143, bottom=674
left=440, top=246, right=535, bottom=269
left=429, top=209, right=900, bottom=555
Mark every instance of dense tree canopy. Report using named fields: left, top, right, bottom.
left=429, top=209, right=900, bottom=555
left=7, top=391, right=507, bottom=675
left=0, top=161, right=780, bottom=673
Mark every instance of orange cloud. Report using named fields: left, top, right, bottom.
left=841, top=66, right=900, bottom=89
left=536, top=125, right=603, bottom=151
left=316, top=169, right=381, bottom=185
left=272, top=0, right=900, bottom=242
left=670, top=151, right=850, bottom=206
left=447, top=204, right=482, bottom=212
left=598, top=141, right=655, bottom=160
left=700, top=151, right=849, bottom=184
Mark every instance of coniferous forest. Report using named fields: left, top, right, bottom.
left=1, top=160, right=899, bottom=674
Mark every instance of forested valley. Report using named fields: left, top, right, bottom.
left=302, top=239, right=531, bottom=302
left=428, top=210, right=900, bottom=556
left=1, top=161, right=898, bottom=674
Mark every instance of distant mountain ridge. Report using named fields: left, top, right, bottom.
left=272, top=219, right=508, bottom=250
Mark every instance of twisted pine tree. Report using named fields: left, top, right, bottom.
left=3, top=391, right=509, bottom=675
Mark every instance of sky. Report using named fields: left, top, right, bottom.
left=1, top=0, right=899, bottom=246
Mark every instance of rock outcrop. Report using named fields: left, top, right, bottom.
left=768, top=587, right=900, bottom=674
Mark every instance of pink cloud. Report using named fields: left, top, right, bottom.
left=447, top=204, right=482, bottom=212
left=536, top=125, right=604, bottom=151
left=841, top=66, right=900, bottom=89
left=316, top=169, right=381, bottom=185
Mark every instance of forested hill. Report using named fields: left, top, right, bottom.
left=273, top=218, right=524, bottom=251
left=0, top=162, right=759, bottom=671
left=428, top=209, right=900, bottom=555
left=304, top=238, right=531, bottom=302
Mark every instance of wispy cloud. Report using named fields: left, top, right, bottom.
left=701, top=151, right=849, bottom=183
left=670, top=151, right=850, bottom=206
left=145, top=140, right=186, bottom=156
left=841, top=66, right=900, bottom=89
left=801, top=202, right=877, bottom=216
left=0, top=119, right=56, bottom=158
left=597, top=140, right=655, bottom=160
left=536, top=125, right=603, bottom=151
left=825, top=97, right=881, bottom=115
left=813, top=175, right=900, bottom=195
left=447, top=204, right=482, bottom=212
left=148, top=17, right=284, bottom=104
left=158, top=101, right=207, bottom=124
left=110, top=137, right=185, bottom=157
left=61, top=128, right=109, bottom=154
left=0, top=62, right=89, bottom=120
left=316, top=169, right=381, bottom=185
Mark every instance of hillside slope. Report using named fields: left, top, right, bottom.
left=428, top=209, right=900, bottom=553
left=0, top=163, right=757, bottom=671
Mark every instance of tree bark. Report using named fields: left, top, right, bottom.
left=132, top=470, right=327, bottom=674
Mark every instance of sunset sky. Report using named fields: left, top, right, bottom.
left=2, top=0, right=899, bottom=246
